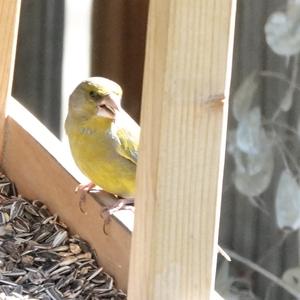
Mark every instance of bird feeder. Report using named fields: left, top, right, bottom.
left=0, top=0, right=130, bottom=292
left=0, top=0, right=236, bottom=299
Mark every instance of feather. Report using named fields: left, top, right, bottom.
left=114, top=108, right=140, bottom=164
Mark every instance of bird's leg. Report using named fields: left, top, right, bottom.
left=75, top=182, right=96, bottom=214
left=101, top=198, right=134, bottom=234
left=104, top=198, right=134, bottom=215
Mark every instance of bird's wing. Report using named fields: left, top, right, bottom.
left=114, top=110, right=140, bottom=164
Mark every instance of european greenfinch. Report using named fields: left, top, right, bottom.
left=65, top=77, right=139, bottom=212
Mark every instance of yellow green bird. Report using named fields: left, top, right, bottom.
left=65, top=77, right=139, bottom=212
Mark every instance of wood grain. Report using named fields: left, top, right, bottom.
left=2, top=98, right=132, bottom=291
left=128, top=0, right=236, bottom=299
left=0, top=0, right=20, bottom=158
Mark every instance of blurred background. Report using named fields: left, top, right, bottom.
left=12, top=0, right=148, bottom=140
left=12, top=0, right=300, bottom=299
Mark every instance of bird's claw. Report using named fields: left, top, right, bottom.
left=74, top=182, right=96, bottom=214
left=79, top=195, right=87, bottom=215
left=101, top=198, right=134, bottom=234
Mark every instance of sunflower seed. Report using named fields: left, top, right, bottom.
left=0, top=173, right=127, bottom=299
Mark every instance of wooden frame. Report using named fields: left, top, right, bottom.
left=0, top=0, right=236, bottom=298
left=0, top=0, right=130, bottom=292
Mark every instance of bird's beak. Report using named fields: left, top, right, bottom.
left=96, top=96, right=120, bottom=119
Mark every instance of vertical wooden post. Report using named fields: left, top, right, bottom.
left=0, top=0, right=20, bottom=158
left=128, top=0, right=236, bottom=299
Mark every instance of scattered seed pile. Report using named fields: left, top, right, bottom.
left=0, top=173, right=127, bottom=300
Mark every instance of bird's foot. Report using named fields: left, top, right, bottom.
left=101, top=198, right=134, bottom=234
left=75, top=182, right=96, bottom=214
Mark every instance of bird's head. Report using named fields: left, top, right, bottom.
left=68, top=77, right=123, bottom=120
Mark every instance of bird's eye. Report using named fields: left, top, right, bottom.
left=89, top=91, right=98, bottom=98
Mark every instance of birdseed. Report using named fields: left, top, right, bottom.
left=0, top=173, right=127, bottom=300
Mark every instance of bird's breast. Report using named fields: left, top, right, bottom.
left=67, top=120, right=136, bottom=197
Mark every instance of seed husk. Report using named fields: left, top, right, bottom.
left=0, top=173, right=127, bottom=300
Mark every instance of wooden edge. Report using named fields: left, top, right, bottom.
left=0, top=0, right=21, bottom=159
left=2, top=97, right=133, bottom=291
